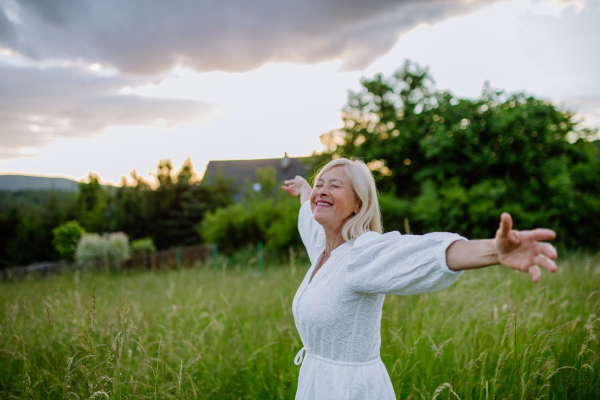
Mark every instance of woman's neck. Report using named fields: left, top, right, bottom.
left=323, top=226, right=346, bottom=257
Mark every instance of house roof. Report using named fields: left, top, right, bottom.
left=202, top=153, right=312, bottom=202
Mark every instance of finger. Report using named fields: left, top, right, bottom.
left=535, top=242, right=558, bottom=260
left=498, top=213, right=513, bottom=238
left=284, top=179, right=296, bottom=185
left=528, top=265, right=541, bottom=283
left=533, top=254, right=557, bottom=273
left=528, top=228, right=556, bottom=242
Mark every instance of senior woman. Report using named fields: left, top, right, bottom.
left=282, top=158, right=557, bottom=400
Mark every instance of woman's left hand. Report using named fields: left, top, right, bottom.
left=495, top=213, right=558, bottom=282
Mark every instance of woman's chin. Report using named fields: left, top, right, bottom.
left=313, top=210, right=336, bottom=227
left=313, top=211, right=328, bottom=224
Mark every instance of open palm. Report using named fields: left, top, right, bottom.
left=282, top=176, right=311, bottom=198
left=495, top=213, right=558, bottom=282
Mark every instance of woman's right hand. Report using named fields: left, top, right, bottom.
left=282, top=175, right=311, bottom=204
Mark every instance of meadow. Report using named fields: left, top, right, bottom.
left=0, top=251, right=598, bottom=399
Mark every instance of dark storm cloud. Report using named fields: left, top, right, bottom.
left=0, top=0, right=500, bottom=74
left=0, top=65, right=213, bottom=160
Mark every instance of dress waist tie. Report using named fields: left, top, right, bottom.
left=294, top=347, right=306, bottom=365
left=294, top=347, right=382, bottom=367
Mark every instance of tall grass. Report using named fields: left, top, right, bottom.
left=0, top=251, right=598, bottom=399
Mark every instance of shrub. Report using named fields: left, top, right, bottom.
left=199, top=168, right=302, bottom=254
left=52, top=220, right=86, bottom=260
left=130, top=237, right=157, bottom=254
left=75, top=232, right=130, bottom=269
left=107, top=232, right=130, bottom=264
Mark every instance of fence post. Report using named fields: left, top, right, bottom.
left=145, top=252, right=151, bottom=271
left=257, top=241, right=264, bottom=273
left=212, top=244, right=218, bottom=271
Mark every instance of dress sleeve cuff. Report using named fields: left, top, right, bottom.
left=423, top=232, right=468, bottom=275
left=429, top=233, right=468, bottom=275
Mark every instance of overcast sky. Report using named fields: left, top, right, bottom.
left=0, top=0, right=598, bottom=184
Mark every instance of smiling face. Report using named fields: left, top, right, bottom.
left=310, top=165, right=360, bottom=232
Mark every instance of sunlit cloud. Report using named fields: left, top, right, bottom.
left=0, top=63, right=214, bottom=161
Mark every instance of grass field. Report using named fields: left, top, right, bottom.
left=0, top=251, right=599, bottom=399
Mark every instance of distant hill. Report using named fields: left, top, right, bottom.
left=0, top=175, right=80, bottom=192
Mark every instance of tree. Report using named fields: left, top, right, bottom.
left=78, top=172, right=109, bottom=233
left=199, top=167, right=302, bottom=254
left=165, top=157, right=206, bottom=246
left=111, top=169, right=153, bottom=241
left=52, top=220, right=86, bottom=260
left=321, top=61, right=600, bottom=248
left=0, top=207, right=23, bottom=268
left=111, top=158, right=237, bottom=250
left=0, top=189, right=78, bottom=267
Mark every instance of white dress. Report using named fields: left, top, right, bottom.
left=292, top=202, right=466, bottom=400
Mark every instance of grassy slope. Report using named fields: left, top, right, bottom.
left=0, top=252, right=598, bottom=399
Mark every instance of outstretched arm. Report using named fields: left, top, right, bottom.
left=282, top=175, right=312, bottom=204
left=446, top=213, right=558, bottom=282
left=282, top=175, right=325, bottom=264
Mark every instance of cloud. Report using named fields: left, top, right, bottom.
left=0, top=64, right=213, bottom=160
left=0, top=0, right=505, bottom=75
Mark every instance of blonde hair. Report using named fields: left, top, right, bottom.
left=314, top=158, right=383, bottom=242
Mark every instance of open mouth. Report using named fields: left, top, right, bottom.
left=316, top=201, right=332, bottom=207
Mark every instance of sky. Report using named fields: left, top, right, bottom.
left=0, top=0, right=598, bottom=185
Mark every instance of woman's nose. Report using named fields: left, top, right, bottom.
left=317, top=186, right=329, bottom=196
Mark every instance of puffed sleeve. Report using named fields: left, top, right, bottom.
left=345, top=231, right=467, bottom=295
left=298, top=201, right=325, bottom=265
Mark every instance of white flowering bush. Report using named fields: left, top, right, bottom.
left=75, top=232, right=130, bottom=269
left=107, top=232, right=130, bottom=265
left=75, top=234, right=106, bottom=266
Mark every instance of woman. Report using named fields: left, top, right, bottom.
left=282, top=158, right=557, bottom=400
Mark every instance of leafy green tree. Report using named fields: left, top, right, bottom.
left=199, top=168, right=301, bottom=254
left=197, top=172, right=237, bottom=213
left=52, top=220, right=86, bottom=260
left=0, top=189, right=78, bottom=268
left=150, top=160, right=178, bottom=248
left=166, top=158, right=206, bottom=246
left=78, top=172, right=109, bottom=233
left=322, top=61, right=600, bottom=248
left=0, top=207, right=24, bottom=268
left=111, top=169, right=153, bottom=241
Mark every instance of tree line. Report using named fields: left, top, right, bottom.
left=0, top=158, right=236, bottom=268
left=1, top=61, right=598, bottom=268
